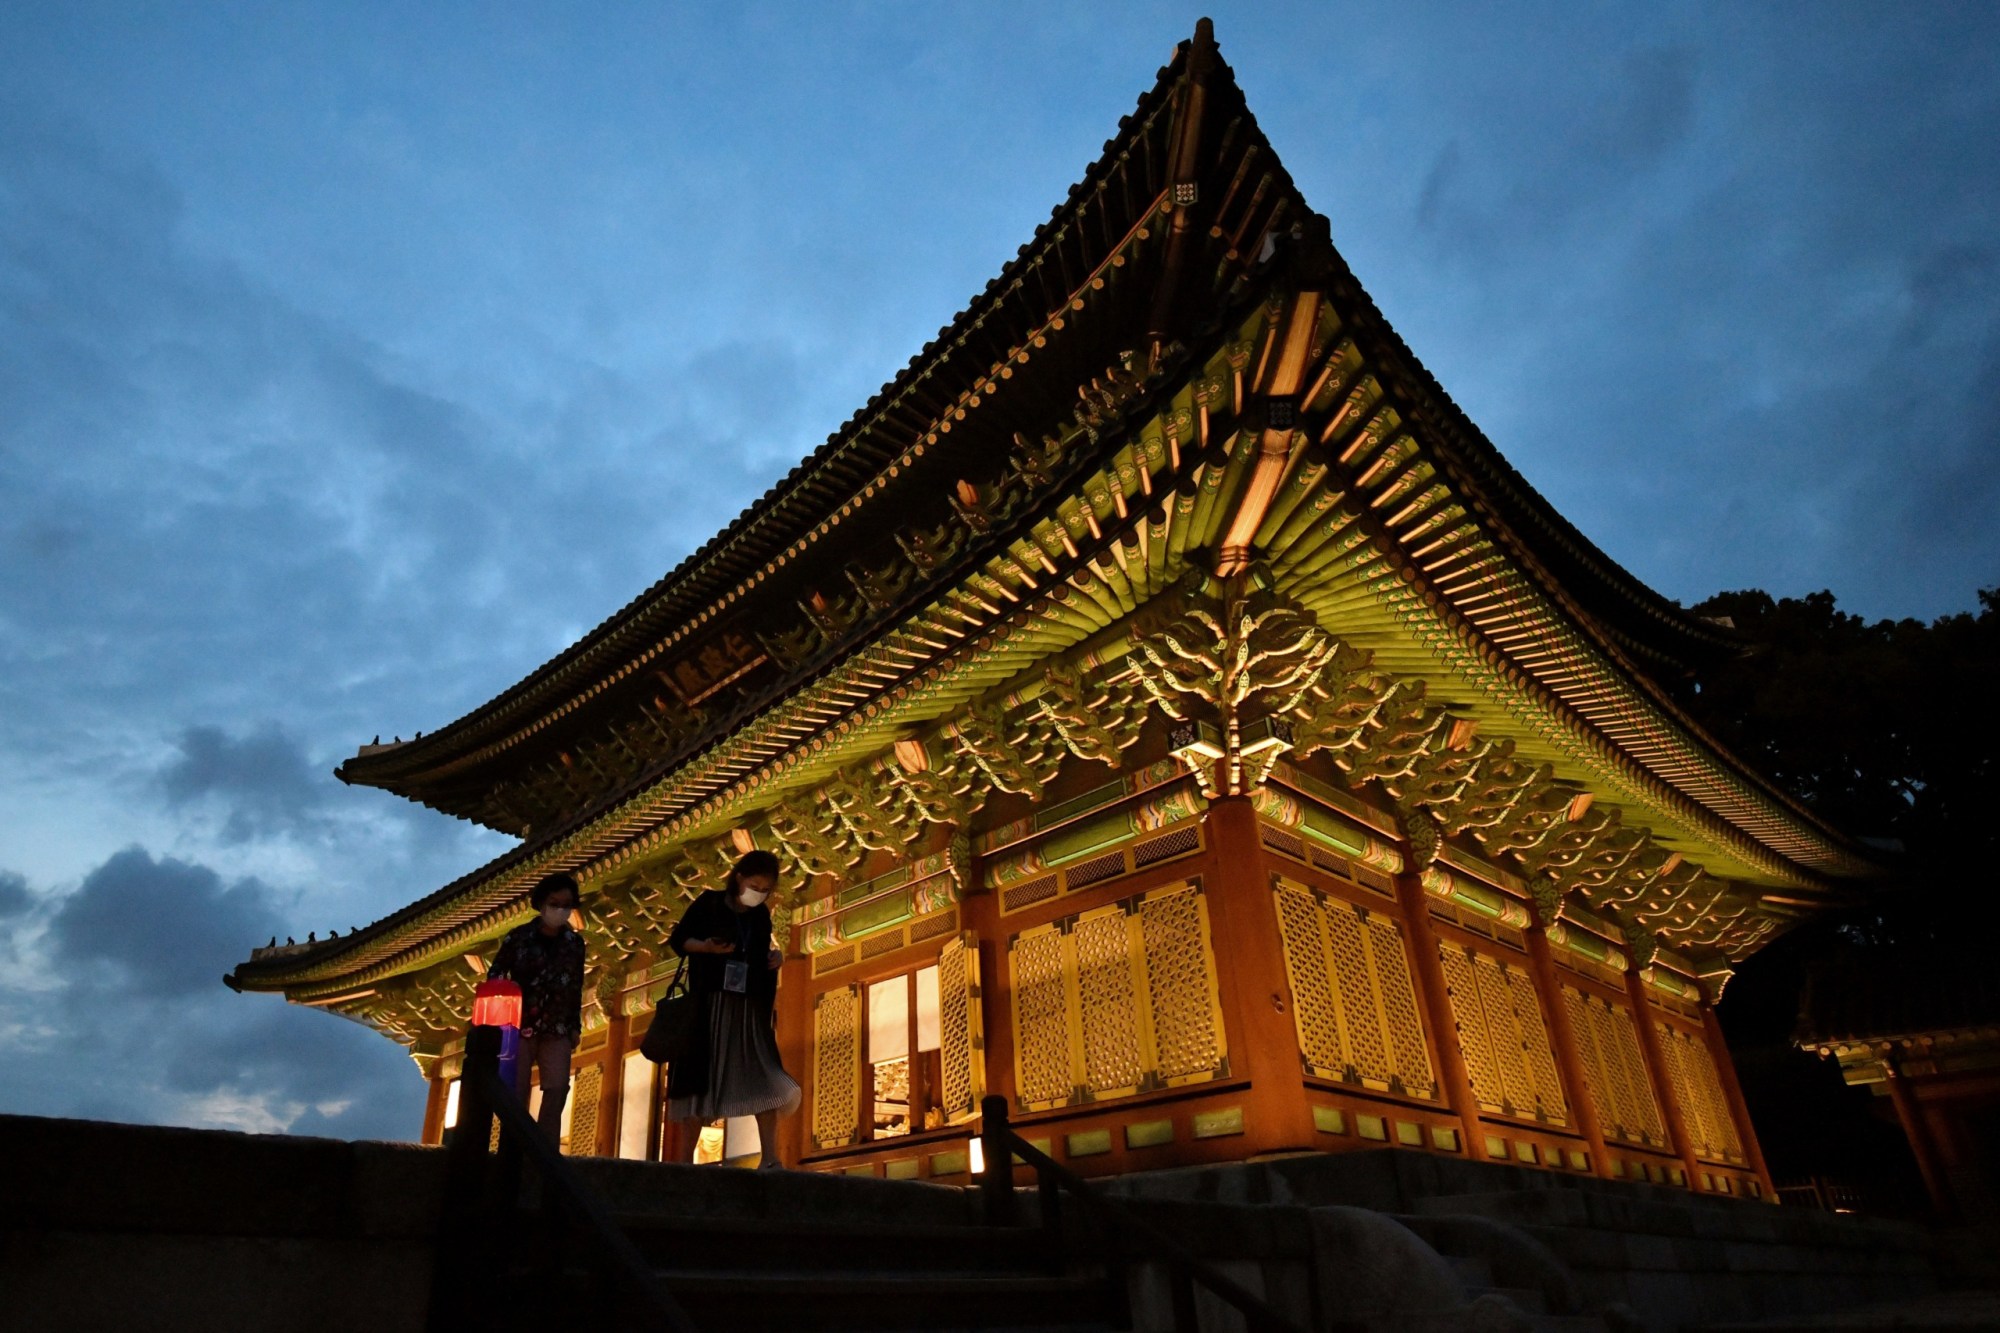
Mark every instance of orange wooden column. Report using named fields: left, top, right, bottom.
left=1202, top=795, right=1315, bottom=1153
left=1393, top=868, right=1484, bottom=1158
left=775, top=947, right=813, bottom=1169
left=1625, top=966, right=1705, bottom=1190
left=1526, top=924, right=1615, bottom=1179
left=1700, top=1002, right=1777, bottom=1199
left=955, top=853, right=1015, bottom=1127
left=596, top=1010, right=629, bottom=1157
left=419, top=1072, right=449, bottom=1145
left=1882, top=1061, right=1956, bottom=1221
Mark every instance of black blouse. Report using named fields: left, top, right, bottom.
left=668, top=890, right=779, bottom=1002
left=489, top=921, right=586, bottom=1039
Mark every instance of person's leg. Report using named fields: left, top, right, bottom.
left=754, top=1110, right=780, bottom=1169
left=678, top=1117, right=704, bottom=1163
left=534, top=1036, right=573, bottom=1144
left=513, top=1031, right=538, bottom=1104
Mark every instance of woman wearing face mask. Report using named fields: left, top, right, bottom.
left=666, top=849, right=800, bottom=1169
left=489, top=871, right=587, bottom=1143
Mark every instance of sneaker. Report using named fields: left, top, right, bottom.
left=755, top=1156, right=784, bottom=1172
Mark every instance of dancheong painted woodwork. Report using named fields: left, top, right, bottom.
left=228, top=21, right=1881, bottom=1198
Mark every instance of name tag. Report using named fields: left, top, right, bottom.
left=723, top=960, right=749, bottom=994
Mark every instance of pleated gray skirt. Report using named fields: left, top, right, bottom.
left=667, top=991, right=801, bottom=1122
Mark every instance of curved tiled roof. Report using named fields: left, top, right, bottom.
left=340, top=20, right=1743, bottom=821
left=1798, top=950, right=2000, bottom=1046
left=241, top=21, right=1885, bottom=1003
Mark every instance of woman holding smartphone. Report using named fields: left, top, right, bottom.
left=665, top=848, right=800, bottom=1169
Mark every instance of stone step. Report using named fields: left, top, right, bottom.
left=567, top=1155, right=974, bottom=1227
left=616, top=1215, right=1060, bottom=1274
left=1495, top=1221, right=1939, bottom=1279
left=1467, top=1283, right=1548, bottom=1315
left=528, top=1265, right=1121, bottom=1333
left=1412, top=1189, right=1928, bottom=1252
left=654, top=1271, right=1121, bottom=1332
left=1689, top=1288, right=2000, bottom=1330
left=1391, top=1306, right=1605, bottom=1333
left=1444, top=1251, right=1495, bottom=1287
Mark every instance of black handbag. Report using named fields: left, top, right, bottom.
left=639, top=956, right=698, bottom=1064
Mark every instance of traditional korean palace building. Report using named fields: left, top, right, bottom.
left=229, top=23, right=1879, bottom=1198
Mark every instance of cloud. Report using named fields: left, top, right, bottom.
left=0, top=99, right=816, bottom=1141
left=47, top=846, right=286, bottom=995
left=0, top=871, right=29, bottom=918
left=4, top=846, right=415, bottom=1141
left=1318, top=5, right=2000, bottom=621
left=157, top=723, right=330, bottom=844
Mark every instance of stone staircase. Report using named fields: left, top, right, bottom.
left=7, top=1112, right=1990, bottom=1333
left=543, top=1159, right=1127, bottom=1333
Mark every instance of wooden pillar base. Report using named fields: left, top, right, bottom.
left=597, top=1013, right=629, bottom=1158
left=776, top=949, right=813, bottom=1169
left=1884, top=1063, right=1956, bottom=1222
left=420, top=1071, right=449, bottom=1146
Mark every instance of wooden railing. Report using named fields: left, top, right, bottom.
left=428, top=1024, right=698, bottom=1333
left=1775, top=1175, right=1866, bottom=1214
left=977, top=1096, right=1308, bottom=1333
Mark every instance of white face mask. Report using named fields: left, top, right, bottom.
left=542, top=905, right=572, bottom=928
left=738, top=887, right=769, bottom=907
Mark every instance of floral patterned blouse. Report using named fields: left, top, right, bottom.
left=490, top=921, right=586, bottom=1039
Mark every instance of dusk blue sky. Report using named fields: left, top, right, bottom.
left=2, top=3, right=1995, bottom=1142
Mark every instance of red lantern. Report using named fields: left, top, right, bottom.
left=472, top=977, right=522, bottom=1028
left=473, top=977, right=523, bottom=1093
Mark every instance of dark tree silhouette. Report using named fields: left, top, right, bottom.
left=1671, top=586, right=1999, bottom=1207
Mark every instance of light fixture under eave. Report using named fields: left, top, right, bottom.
left=1168, top=720, right=1225, bottom=763
left=1238, top=714, right=1295, bottom=758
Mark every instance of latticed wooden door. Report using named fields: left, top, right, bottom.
left=1270, top=877, right=1436, bottom=1098
left=1561, top=983, right=1666, bottom=1146
left=1437, top=941, right=1568, bottom=1125
left=811, top=983, right=863, bottom=1149
left=1007, top=880, right=1228, bottom=1113
left=1654, top=1018, right=1744, bottom=1163
left=565, top=1062, right=603, bottom=1155
left=935, top=932, right=985, bottom=1124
